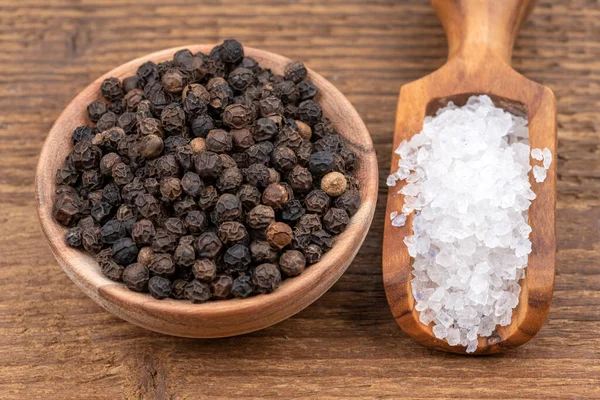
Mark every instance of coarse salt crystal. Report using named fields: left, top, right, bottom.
left=390, top=211, right=398, bottom=220
left=531, top=148, right=543, bottom=160
left=542, top=147, right=552, bottom=169
left=392, top=214, right=407, bottom=227
left=533, top=165, right=547, bottom=183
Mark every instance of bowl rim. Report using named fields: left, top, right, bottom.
left=35, top=44, right=378, bottom=337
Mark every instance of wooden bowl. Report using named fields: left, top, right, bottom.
left=35, top=45, right=378, bottom=338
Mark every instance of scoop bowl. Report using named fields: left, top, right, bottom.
left=36, top=44, right=378, bottom=338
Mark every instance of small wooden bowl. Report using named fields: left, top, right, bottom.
left=35, top=45, right=378, bottom=338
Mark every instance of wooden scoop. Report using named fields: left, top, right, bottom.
left=383, top=0, right=556, bottom=354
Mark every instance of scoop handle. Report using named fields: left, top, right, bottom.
left=431, top=0, right=538, bottom=64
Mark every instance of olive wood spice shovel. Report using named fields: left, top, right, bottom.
left=383, top=0, right=556, bottom=354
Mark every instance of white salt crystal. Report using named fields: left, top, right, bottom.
left=533, top=165, right=547, bottom=183
left=389, top=211, right=398, bottom=220
left=386, top=174, right=397, bottom=187
left=466, top=340, right=478, bottom=353
left=390, top=95, right=539, bottom=353
left=392, top=214, right=407, bottom=227
left=531, top=148, right=543, bottom=160
left=542, top=147, right=552, bottom=169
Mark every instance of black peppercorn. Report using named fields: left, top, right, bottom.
left=246, top=142, right=274, bottom=165
left=297, top=100, right=322, bottom=126
left=138, top=118, right=164, bottom=138
left=231, top=275, right=254, bottom=299
left=149, top=253, right=176, bottom=276
left=287, top=165, right=313, bottom=193
left=152, top=229, right=178, bottom=253
left=87, top=100, right=108, bottom=122
left=284, top=61, right=307, bottom=84
left=223, top=104, right=253, bottom=129
left=161, top=103, right=186, bottom=134
left=297, top=81, right=318, bottom=101
left=194, top=231, right=222, bottom=259
left=148, top=276, right=172, bottom=299
left=164, top=217, right=187, bottom=236
left=304, top=190, right=331, bottom=215
left=71, top=126, right=95, bottom=144
left=194, top=151, right=223, bottom=180
left=252, top=263, right=281, bottom=294
left=244, top=163, right=271, bottom=188
left=181, top=172, right=204, bottom=198
left=97, top=111, right=118, bottom=132
left=219, top=39, right=244, bottom=64
left=279, top=250, right=306, bottom=277
left=271, top=146, right=297, bottom=172
left=281, top=199, right=306, bottom=224
left=185, top=280, right=212, bottom=303
left=112, top=237, right=138, bottom=265
left=304, top=244, right=323, bottom=264
left=334, top=189, right=361, bottom=216
left=160, top=177, right=182, bottom=202
left=214, top=193, right=242, bottom=222
left=197, top=185, right=219, bottom=210
left=162, top=68, right=187, bottom=93
left=296, top=214, right=322, bottom=233
left=171, top=279, right=189, bottom=299
left=237, top=184, right=261, bottom=210
left=174, top=243, right=196, bottom=267
left=246, top=205, right=275, bottom=230
left=218, top=221, right=249, bottom=245
left=252, top=117, right=278, bottom=142
left=323, top=207, right=349, bottom=234
left=65, top=227, right=83, bottom=248
left=223, top=244, right=252, bottom=272
left=311, top=229, right=333, bottom=250
left=132, top=219, right=156, bottom=245
left=192, top=259, right=217, bottom=282
left=123, top=263, right=149, bottom=292
left=211, top=275, right=233, bottom=299
left=123, top=76, right=139, bottom=93
left=228, top=67, right=254, bottom=92
left=100, top=219, right=126, bottom=244
left=258, top=96, right=284, bottom=118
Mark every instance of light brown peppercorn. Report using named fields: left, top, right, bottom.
left=137, top=246, right=155, bottom=266
left=266, top=222, right=293, bottom=249
left=190, top=137, right=207, bottom=153
left=139, top=134, right=164, bottom=160
left=321, top=172, right=347, bottom=197
left=262, top=183, right=289, bottom=209
left=295, top=120, right=312, bottom=140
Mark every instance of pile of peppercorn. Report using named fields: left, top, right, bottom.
left=53, top=39, right=361, bottom=302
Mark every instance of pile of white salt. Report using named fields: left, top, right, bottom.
left=387, top=95, right=552, bottom=352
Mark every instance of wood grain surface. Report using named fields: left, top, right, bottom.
left=0, top=0, right=599, bottom=398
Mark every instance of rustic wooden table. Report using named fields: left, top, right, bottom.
left=1, top=0, right=599, bottom=398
